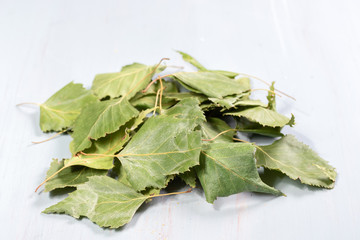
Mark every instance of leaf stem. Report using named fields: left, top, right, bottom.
left=142, top=74, right=173, bottom=93
left=201, top=129, right=237, bottom=141
left=124, top=58, right=169, bottom=99
left=159, top=78, right=164, bottom=113
left=232, top=137, right=275, bottom=161
left=250, top=88, right=282, bottom=97
left=16, top=102, right=41, bottom=107
left=165, top=65, right=184, bottom=69
left=35, top=166, right=67, bottom=192
left=153, top=89, right=161, bottom=115
left=32, top=128, right=69, bottom=144
left=78, top=151, right=117, bottom=157
left=238, top=73, right=296, bottom=101
left=148, top=188, right=192, bottom=199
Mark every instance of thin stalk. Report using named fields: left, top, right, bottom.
left=201, top=129, right=237, bottom=141
left=35, top=166, right=67, bottom=192
left=250, top=88, right=282, bottom=97
left=16, top=102, right=41, bottom=107
left=32, top=128, right=69, bottom=144
left=238, top=73, right=296, bottom=100
left=124, top=58, right=169, bottom=98
left=142, top=74, right=173, bottom=93
left=148, top=188, right=192, bottom=199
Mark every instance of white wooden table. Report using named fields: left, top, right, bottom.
left=1, top=0, right=359, bottom=239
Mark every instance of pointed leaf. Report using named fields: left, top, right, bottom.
left=67, top=109, right=151, bottom=169
left=177, top=51, right=238, bottom=78
left=176, top=50, right=207, bottom=71
left=40, top=82, right=97, bottom=132
left=209, top=70, right=238, bottom=79
left=226, top=106, right=290, bottom=127
left=197, top=142, right=283, bottom=203
left=44, top=159, right=107, bottom=192
left=255, top=135, right=336, bottom=188
left=70, top=98, right=139, bottom=154
left=173, top=72, right=250, bottom=98
left=118, top=98, right=205, bottom=191
left=91, top=63, right=163, bottom=99
left=179, top=169, right=197, bottom=188
left=43, top=176, right=149, bottom=228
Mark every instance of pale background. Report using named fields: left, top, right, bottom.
left=1, top=0, right=359, bottom=239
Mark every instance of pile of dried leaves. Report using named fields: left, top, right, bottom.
left=22, top=51, right=336, bottom=228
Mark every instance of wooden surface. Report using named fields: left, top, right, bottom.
left=1, top=0, right=359, bottom=239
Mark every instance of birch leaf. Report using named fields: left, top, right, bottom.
left=176, top=50, right=207, bottom=71
left=70, top=98, right=139, bottom=154
left=201, top=117, right=234, bottom=143
left=43, top=176, right=149, bottom=228
left=197, top=142, right=283, bottom=203
left=91, top=63, right=163, bottom=99
left=164, top=92, right=208, bottom=103
left=40, top=82, right=97, bottom=132
left=44, top=159, right=107, bottom=192
left=237, top=119, right=283, bottom=137
left=255, top=135, right=336, bottom=188
left=118, top=98, right=205, bottom=191
left=209, top=70, right=239, bottom=79
left=67, top=109, right=151, bottom=169
left=225, top=106, right=290, bottom=128
left=209, top=97, right=266, bottom=109
left=179, top=169, right=197, bottom=188
left=173, top=72, right=250, bottom=98
left=176, top=50, right=238, bottom=78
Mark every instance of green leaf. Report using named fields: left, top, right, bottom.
left=209, top=70, right=238, bottom=79
left=67, top=109, right=151, bottom=169
left=40, top=82, right=97, bottom=132
left=164, top=92, right=208, bottom=103
left=209, top=97, right=266, bottom=110
left=225, top=106, right=290, bottom=128
left=43, top=176, right=149, bottom=228
left=237, top=119, right=283, bottom=137
left=288, top=114, right=296, bottom=127
left=176, top=50, right=207, bottom=71
left=173, top=72, right=250, bottom=98
left=179, top=169, right=197, bottom=188
left=266, top=81, right=276, bottom=111
left=91, top=63, right=163, bottom=99
left=238, top=127, right=283, bottom=138
left=118, top=98, right=205, bottom=191
left=255, top=135, right=336, bottom=188
left=201, top=117, right=234, bottom=143
left=144, top=80, right=179, bottom=94
left=196, top=142, right=283, bottom=203
left=44, top=159, right=107, bottom=192
left=176, top=51, right=238, bottom=78
left=130, top=93, right=175, bottom=110
left=70, top=98, right=139, bottom=154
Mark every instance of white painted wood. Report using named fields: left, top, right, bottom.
left=1, top=0, right=359, bottom=239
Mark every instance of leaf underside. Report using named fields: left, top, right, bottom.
left=40, top=82, right=97, bottom=132
left=43, top=176, right=149, bottom=228
left=44, top=159, right=108, bottom=192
